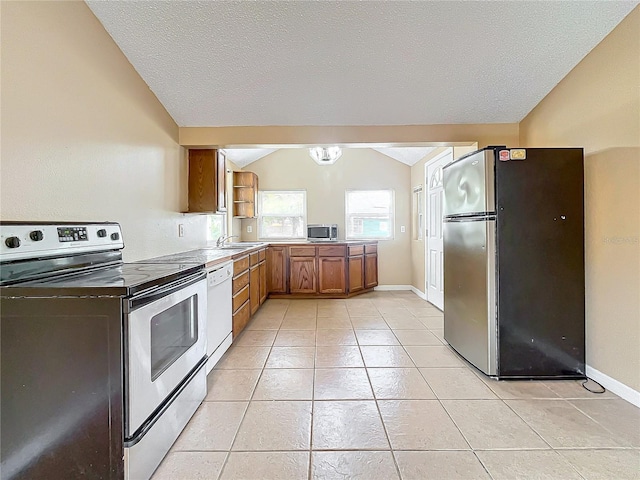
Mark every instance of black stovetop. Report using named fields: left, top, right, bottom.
left=0, top=262, right=204, bottom=298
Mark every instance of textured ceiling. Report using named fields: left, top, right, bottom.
left=87, top=1, right=637, bottom=127
left=224, top=147, right=437, bottom=167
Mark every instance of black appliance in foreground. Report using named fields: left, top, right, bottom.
left=1, top=222, right=207, bottom=480
left=443, top=147, right=586, bottom=379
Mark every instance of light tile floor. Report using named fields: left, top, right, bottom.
left=153, top=292, right=640, bottom=480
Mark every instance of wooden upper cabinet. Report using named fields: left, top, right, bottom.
left=233, top=171, right=259, bottom=218
left=289, top=257, right=317, bottom=294
left=318, top=257, right=346, bottom=294
left=267, top=246, right=287, bottom=293
left=348, top=255, right=365, bottom=293
left=216, top=150, right=227, bottom=212
left=187, top=149, right=226, bottom=213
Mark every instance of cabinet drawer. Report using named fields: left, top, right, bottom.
left=249, top=252, right=260, bottom=266
left=289, top=246, right=316, bottom=257
left=232, top=300, right=250, bottom=338
left=318, top=245, right=346, bottom=257
left=364, top=244, right=377, bottom=254
left=348, top=245, right=364, bottom=256
left=233, top=255, right=250, bottom=276
left=232, top=284, right=250, bottom=313
left=232, top=270, right=249, bottom=294
left=258, top=248, right=266, bottom=262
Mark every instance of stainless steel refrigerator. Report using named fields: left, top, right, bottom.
left=443, top=147, right=585, bottom=379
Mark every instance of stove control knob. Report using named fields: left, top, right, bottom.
left=30, top=230, right=44, bottom=241
left=97, top=229, right=107, bottom=238
left=5, top=237, right=21, bottom=248
left=110, top=232, right=120, bottom=241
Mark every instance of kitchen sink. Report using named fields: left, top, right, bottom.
left=226, top=242, right=265, bottom=247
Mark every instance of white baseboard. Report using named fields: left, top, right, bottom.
left=586, top=365, right=640, bottom=408
left=410, top=286, right=427, bottom=300
left=374, top=284, right=412, bottom=291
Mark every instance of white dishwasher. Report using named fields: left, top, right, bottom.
left=206, top=261, right=233, bottom=373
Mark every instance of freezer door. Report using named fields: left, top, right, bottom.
left=444, top=217, right=496, bottom=375
left=443, top=149, right=495, bottom=217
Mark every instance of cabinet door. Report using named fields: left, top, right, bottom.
left=249, top=265, right=260, bottom=315
left=348, top=255, right=364, bottom=293
left=188, top=149, right=217, bottom=212
left=365, top=254, right=378, bottom=289
left=289, top=257, right=317, bottom=294
left=318, top=257, right=346, bottom=294
left=259, top=261, right=267, bottom=304
left=216, top=150, right=227, bottom=213
left=267, top=246, right=287, bottom=293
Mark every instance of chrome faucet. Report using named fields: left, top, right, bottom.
left=216, top=235, right=238, bottom=247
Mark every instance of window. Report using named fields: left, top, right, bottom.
left=413, top=186, right=423, bottom=241
left=208, top=214, right=226, bottom=242
left=345, top=190, right=394, bottom=240
left=258, top=190, right=307, bottom=239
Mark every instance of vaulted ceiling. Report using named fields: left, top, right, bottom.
left=87, top=1, right=637, bottom=127
left=223, top=147, right=438, bottom=168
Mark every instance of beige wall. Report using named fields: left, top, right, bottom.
left=1, top=1, right=212, bottom=261
left=180, top=124, right=519, bottom=149
left=520, top=7, right=640, bottom=391
left=239, top=148, right=412, bottom=286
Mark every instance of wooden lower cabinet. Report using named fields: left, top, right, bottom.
left=232, top=300, right=250, bottom=338
left=365, top=253, right=378, bottom=289
left=289, top=257, right=317, bottom=294
left=259, top=261, right=267, bottom=304
left=348, top=255, right=365, bottom=293
left=267, top=246, right=287, bottom=293
left=249, top=265, right=260, bottom=315
left=265, top=242, right=377, bottom=298
left=318, top=257, right=346, bottom=294
left=232, top=284, right=249, bottom=312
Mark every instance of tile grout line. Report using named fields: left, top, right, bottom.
left=498, top=397, right=558, bottom=451
left=471, top=451, right=496, bottom=480
left=218, top=300, right=290, bottom=477
left=375, top=299, right=481, bottom=460
left=352, top=304, right=402, bottom=480
left=308, top=308, right=317, bottom=480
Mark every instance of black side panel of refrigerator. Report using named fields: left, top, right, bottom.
left=0, top=297, right=125, bottom=480
left=495, top=148, right=585, bottom=378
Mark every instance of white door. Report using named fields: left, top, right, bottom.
left=425, top=148, right=453, bottom=310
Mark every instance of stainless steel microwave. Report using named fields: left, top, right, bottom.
left=307, top=224, right=338, bottom=241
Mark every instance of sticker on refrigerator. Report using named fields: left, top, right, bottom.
left=498, top=150, right=510, bottom=161
left=510, top=149, right=527, bottom=160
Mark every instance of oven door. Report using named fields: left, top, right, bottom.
left=126, top=272, right=207, bottom=436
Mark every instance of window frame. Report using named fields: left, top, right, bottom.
left=344, top=189, right=395, bottom=241
left=257, top=190, right=307, bottom=240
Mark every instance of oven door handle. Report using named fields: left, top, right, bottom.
left=128, top=271, right=206, bottom=311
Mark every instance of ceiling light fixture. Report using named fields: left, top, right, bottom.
left=309, top=146, right=342, bottom=165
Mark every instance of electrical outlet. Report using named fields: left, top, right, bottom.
left=178, top=224, right=185, bottom=237
left=400, top=225, right=406, bottom=233
left=247, top=225, right=253, bottom=233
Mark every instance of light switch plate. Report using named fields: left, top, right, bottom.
left=400, top=225, right=406, bottom=233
